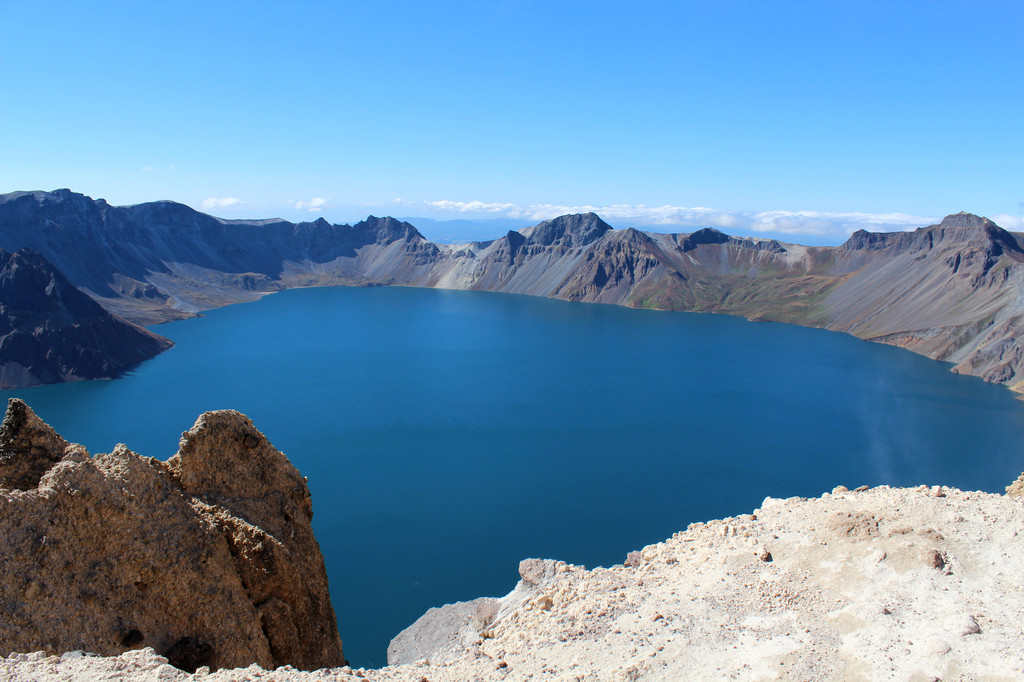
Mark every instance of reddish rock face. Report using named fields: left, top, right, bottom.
left=0, top=399, right=344, bottom=672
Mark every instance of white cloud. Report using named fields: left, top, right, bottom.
left=201, top=196, right=244, bottom=210
left=744, top=210, right=936, bottom=236
left=295, top=197, right=329, bottom=212
left=992, top=213, right=1024, bottom=230
left=426, top=200, right=518, bottom=213
left=408, top=199, right=938, bottom=238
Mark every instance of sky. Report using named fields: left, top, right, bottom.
left=2, top=1, right=1022, bottom=242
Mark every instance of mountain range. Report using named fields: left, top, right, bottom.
left=1, top=189, right=1022, bottom=392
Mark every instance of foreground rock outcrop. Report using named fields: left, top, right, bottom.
left=0, top=399, right=343, bottom=672
left=5, top=476, right=1024, bottom=680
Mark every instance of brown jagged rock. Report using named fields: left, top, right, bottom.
left=0, top=398, right=70, bottom=490
left=1007, top=472, right=1024, bottom=498
left=0, top=399, right=344, bottom=672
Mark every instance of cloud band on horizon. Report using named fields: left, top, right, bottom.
left=394, top=199, right=947, bottom=237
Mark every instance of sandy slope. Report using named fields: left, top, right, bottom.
left=4, top=483, right=1023, bottom=681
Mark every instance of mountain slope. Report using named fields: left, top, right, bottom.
left=415, top=211, right=1024, bottom=388
left=822, top=213, right=1024, bottom=385
left=0, top=190, right=438, bottom=324
left=2, top=190, right=1023, bottom=391
left=0, top=249, right=173, bottom=388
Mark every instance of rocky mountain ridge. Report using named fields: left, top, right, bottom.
left=0, top=248, right=172, bottom=388
left=2, top=190, right=1023, bottom=391
left=0, top=190, right=436, bottom=325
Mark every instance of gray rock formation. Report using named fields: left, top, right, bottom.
left=0, top=399, right=344, bottom=672
left=0, top=249, right=172, bottom=388
left=387, top=597, right=499, bottom=666
left=387, top=558, right=560, bottom=666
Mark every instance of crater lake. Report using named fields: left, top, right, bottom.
left=5, top=285, right=1024, bottom=666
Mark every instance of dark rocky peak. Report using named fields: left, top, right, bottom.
left=937, top=212, right=997, bottom=230
left=610, top=226, right=646, bottom=240
left=494, top=229, right=528, bottom=265
left=842, top=227, right=939, bottom=257
left=0, top=189, right=108, bottom=229
left=353, top=215, right=427, bottom=244
left=728, top=236, right=786, bottom=253
left=506, top=228, right=527, bottom=251
left=0, top=249, right=104, bottom=318
left=36, top=188, right=87, bottom=206
left=840, top=229, right=896, bottom=251
left=122, top=199, right=213, bottom=228
left=46, top=189, right=114, bottom=216
left=981, top=224, right=1020, bottom=257
left=604, top=226, right=657, bottom=249
left=526, top=213, right=613, bottom=248
left=291, top=216, right=335, bottom=236
left=0, top=249, right=172, bottom=388
left=924, top=213, right=1021, bottom=256
left=841, top=213, right=1021, bottom=260
left=682, top=227, right=730, bottom=251
left=292, top=216, right=332, bottom=231
left=25, top=188, right=108, bottom=209
left=0, top=190, right=36, bottom=205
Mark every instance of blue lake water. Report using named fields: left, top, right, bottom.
left=5, top=285, right=1024, bottom=666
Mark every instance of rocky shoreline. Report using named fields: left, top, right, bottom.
left=1, top=400, right=1021, bottom=680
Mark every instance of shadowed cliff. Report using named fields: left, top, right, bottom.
left=0, top=248, right=172, bottom=388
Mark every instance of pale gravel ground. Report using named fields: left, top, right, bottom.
left=4, top=484, right=1023, bottom=681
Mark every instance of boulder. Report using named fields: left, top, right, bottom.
left=0, top=399, right=344, bottom=672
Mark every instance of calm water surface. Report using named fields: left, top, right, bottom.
left=5, top=286, right=1024, bottom=666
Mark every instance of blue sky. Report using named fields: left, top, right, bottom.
left=2, top=1, right=1022, bottom=241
